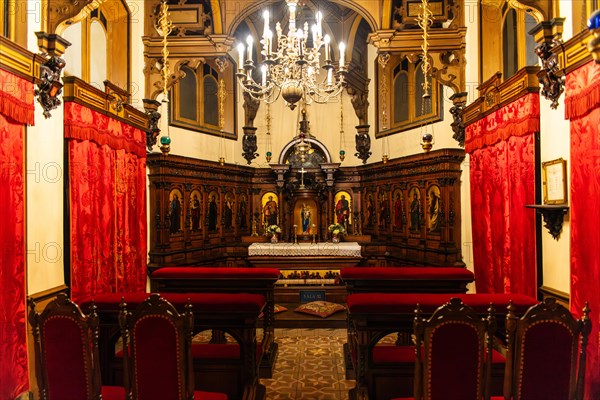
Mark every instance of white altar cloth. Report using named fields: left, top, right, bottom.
left=248, top=242, right=362, bottom=257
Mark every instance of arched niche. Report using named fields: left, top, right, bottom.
left=278, top=137, right=332, bottom=169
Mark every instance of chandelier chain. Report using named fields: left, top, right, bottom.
left=418, top=0, right=433, bottom=97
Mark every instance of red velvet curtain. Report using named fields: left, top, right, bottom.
left=465, top=92, right=538, bottom=297
left=65, top=102, right=147, bottom=302
left=0, top=69, right=34, bottom=399
left=565, top=61, right=600, bottom=400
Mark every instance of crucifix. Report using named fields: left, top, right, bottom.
left=299, top=167, right=306, bottom=189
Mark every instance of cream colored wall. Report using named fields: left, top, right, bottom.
left=461, top=0, right=480, bottom=289
left=536, top=1, right=574, bottom=295
left=62, top=23, right=83, bottom=78
left=25, top=0, right=66, bottom=295
left=89, top=21, right=108, bottom=88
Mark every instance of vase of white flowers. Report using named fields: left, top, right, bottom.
left=266, top=225, right=282, bottom=243
left=328, top=223, right=346, bottom=243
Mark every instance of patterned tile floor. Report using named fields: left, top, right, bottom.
left=262, top=329, right=355, bottom=400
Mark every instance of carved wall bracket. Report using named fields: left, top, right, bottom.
left=530, top=19, right=565, bottom=110
left=143, top=98, right=162, bottom=151
left=354, top=125, right=372, bottom=164
left=34, top=32, right=71, bottom=119
left=449, top=91, right=467, bottom=147
left=242, top=126, right=259, bottom=164
left=526, top=204, right=569, bottom=240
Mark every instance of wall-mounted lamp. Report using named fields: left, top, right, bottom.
left=34, top=32, right=70, bottom=118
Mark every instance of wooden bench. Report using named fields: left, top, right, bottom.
left=346, top=293, right=539, bottom=400
left=340, top=266, right=475, bottom=380
left=81, top=292, right=266, bottom=400
left=340, top=266, right=475, bottom=294
left=149, top=266, right=280, bottom=378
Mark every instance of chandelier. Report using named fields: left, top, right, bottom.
left=236, top=0, right=348, bottom=110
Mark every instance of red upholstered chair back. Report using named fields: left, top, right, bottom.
left=119, top=293, right=194, bottom=400
left=28, top=293, right=102, bottom=400
left=413, top=297, right=495, bottom=400
left=504, top=298, right=591, bottom=400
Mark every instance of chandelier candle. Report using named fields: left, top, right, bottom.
left=236, top=0, right=348, bottom=109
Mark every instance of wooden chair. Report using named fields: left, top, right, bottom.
left=501, top=297, right=591, bottom=400
left=28, top=293, right=125, bottom=400
left=409, top=297, right=496, bottom=400
left=118, top=293, right=228, bottom=400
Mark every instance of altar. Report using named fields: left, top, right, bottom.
left=248, top=242, right=363, bottom=304
left=248, top=242, right=362, bottom=257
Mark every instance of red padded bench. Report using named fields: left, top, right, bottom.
left=346, top=293, right=539, bottom=400
left=340, top=267, right=475, bottom=380
left=81, top=292, right=266, bottom=400
left=149, top=266, right=280, bottom=378
left=340, top=266, right=475, bottom=294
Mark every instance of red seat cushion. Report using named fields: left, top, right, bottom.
left=372, top=345, right=415, bottom=363
left=152, top=267, right=280, bottom=279
left=101, top=385, right=126, bottom=400
left=346, top=293, right=538, bottom=314
left=81, top=292, right=265, bottom=314
left=193, top=390, right=228, bottom=400
left=340, top=267, right=474, bottom=281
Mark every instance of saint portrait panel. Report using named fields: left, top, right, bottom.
left=189, top=189, right=202, bottom=231
left=169, top=188, right=184, bottom=235
left=427, top=185, right=442, bottom=233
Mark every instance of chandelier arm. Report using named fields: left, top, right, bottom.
left=236, top=0, right=346, bottom=110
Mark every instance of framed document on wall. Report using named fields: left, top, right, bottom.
left=542, top=158, right=568, bottom=205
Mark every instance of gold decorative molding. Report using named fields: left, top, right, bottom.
left=463, top=66, right=540, bottom=126
left=143, top=34, right=235, bottom=59
left=369, top=27, right=466, bottom=94
left=507, top=0, right=545, bottom=22
left=0, top=36, right=44, bottom=82
left=368, top=27, right=466, bottom=53
left=62, top=76, right=148, bottom=131
left=554, top=30, right=594, bottom=75
left=47, top=0, right=105, bottom=35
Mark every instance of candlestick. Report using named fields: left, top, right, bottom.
left=246, top=35, right=253, bottom=63
left=237, top=43, right=244, bottom=68
left=324, top=35, right=330, bottom=61
left=339, top=42, right=346, bottom=68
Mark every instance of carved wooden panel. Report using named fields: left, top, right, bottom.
left=148, top=149, right=465, bottom=268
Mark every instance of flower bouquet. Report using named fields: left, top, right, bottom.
left=328, top=223, right=346, bottom=242
left=266, top=225, right=281, bottom=242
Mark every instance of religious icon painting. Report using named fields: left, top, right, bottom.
left=392, top=188, right=404, bottom=230
left=207, top=190, right=219, bottom=232
left=168, top=188, right=184, bottom=235
left=408, top=186, right=422, bottom=233
left=365, top=192, right=375, bottom=226
left=189, top=189, right=202, bottom=232
left=261, top=192, right=279, bottom=228
left=238, top=193, right=248, bottom=228
left=378, top=192, right=389, bottom=228
left=224, top=191, right=235, bottom=229
left=427, top=184, right=442, bottom=234
left=334, top=191, right=352, bottom=227
left=294, top=198, right=317, bottom=236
